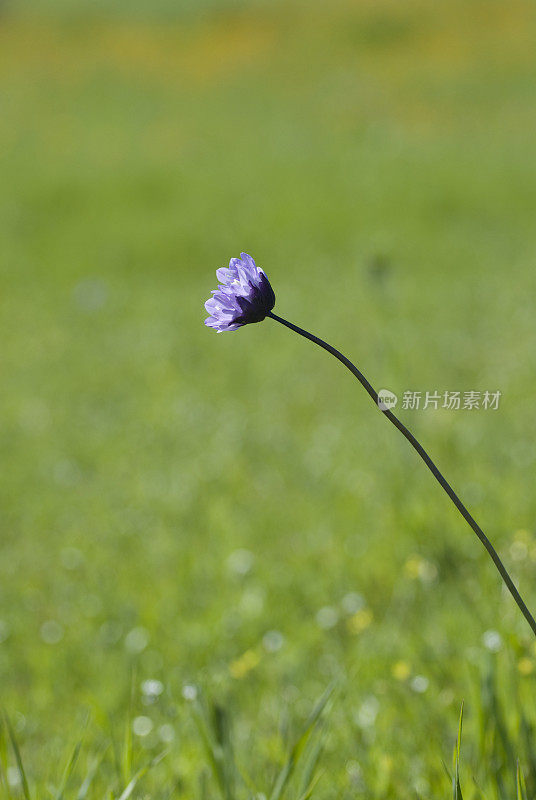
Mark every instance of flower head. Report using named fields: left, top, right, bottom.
left=204, top=252, right=275, bottom=332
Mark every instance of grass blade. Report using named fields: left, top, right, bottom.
left=192, top=693, right=235, bottom=800
left=55, top=713, right=89, bottom=800
left=76, top=749, right=106, bottom=800
left=269, top=683, right=334, bottom=800
left=4, top=713, right=31, bottom=800
left=517, top=759, right=527, bottom=800
left=122, top=671, right=136, bottom=787
left=452, top=701, right=464, bottom=800
left=297, top=771, right=322, bottom=800
left=296, top=722, right=325, bottom=799
left=0, top=718, right=14, bottom=800
left=117, top=750, right=167, bottom=800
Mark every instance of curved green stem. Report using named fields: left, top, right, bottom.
left=267, top=310, right=536, bottom=637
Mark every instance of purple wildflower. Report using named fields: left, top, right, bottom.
left=204, top=252, right=275, bottom=332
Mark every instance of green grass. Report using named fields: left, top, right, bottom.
left=2, top=0, right=536, bottom=795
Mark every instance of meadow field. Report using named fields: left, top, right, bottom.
left=2, top=0, right=536, bottom=796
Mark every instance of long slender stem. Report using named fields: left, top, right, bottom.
left=267, top=310, right=536, bottom=637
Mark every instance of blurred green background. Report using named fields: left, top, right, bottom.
left=2, top=0, right=536, bottom=796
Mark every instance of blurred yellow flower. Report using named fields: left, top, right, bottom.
left=405, top=556, right=422, bottom=579
left=347, top=608, right=373, bottom=634
left=404, top=555, right=438, bottom=583
left=392, top=661, right=411, bottom=681
left=518, top=657, right=534, bottom=676
left=230, top=649, right=260, bottom=679
left=380, top=754, right=393, bottom=772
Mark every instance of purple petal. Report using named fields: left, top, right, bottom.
left=204, top=251, right=275, bottom=333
